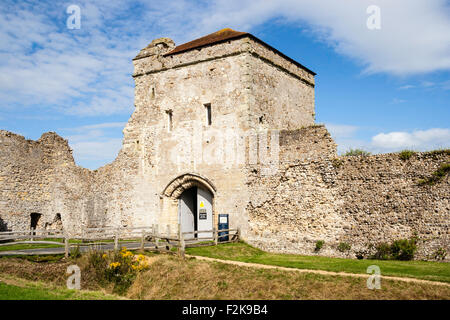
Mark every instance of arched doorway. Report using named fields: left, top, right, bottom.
left=163, top=173, right=216, bottom=240
left=178, top=186, right=213, bottom=239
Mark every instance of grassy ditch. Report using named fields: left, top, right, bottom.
left=0, top=248, right=449, bottom=300
left=185, top=242, right=450, bottom=283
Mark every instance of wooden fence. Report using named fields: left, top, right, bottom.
left=0, top=224, right=240, bottom=258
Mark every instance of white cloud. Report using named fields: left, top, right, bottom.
left=371, top=128, right=450, bottom=151
left=186, top=0, right=450, bottom=75
left=1, top=0, right=449, bottom=118
left=327, top=124, right=450, bottom=154
left=0, top=1, right=138, bottom=115
left=69, top=122, right=126, bottom=131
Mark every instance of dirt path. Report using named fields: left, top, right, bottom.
left=186, top=254, right=450, bottom=287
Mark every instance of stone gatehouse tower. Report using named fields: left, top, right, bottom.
left=128, top=28, right=316, bottom=239
left=0, top=29, right=448, bottom=260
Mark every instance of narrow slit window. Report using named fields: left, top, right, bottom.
left=205, top=103, right=212, bottom=126
left=166, top=110, right=173, bottom=132
left=150, top=85, right=155, bottom=99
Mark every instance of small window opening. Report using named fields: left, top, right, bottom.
left=166, top=110, right=173, bottom=132
left=259, top=115, right=264, bottom=124
left=151, top=87, right=155, bottom=98
left=205, top=103, right=212, bottom=126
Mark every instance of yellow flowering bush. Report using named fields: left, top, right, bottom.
left=87, top=247, right=150, bottom=294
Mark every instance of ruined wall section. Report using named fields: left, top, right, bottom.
left=245, top=126, right=449, bottom=261
left=335, top=151, right=449, bottom=260
left=245, top=125, right=341, bottom=255
left=85, top=149, right=143, bottom=229
left=0, top=130, right=92, bottom=234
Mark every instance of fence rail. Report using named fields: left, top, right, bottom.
left=0, top=224, right=240, bottom=258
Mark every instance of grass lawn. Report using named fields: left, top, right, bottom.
left=0, top=252, right=448, bottom=299
left=128, top=254, right=450, bottom=300
left=0, top=277, right=119, bottom=300
left=186, top=242, right=450, bottom=283
left=0, top=238, right=140, bottom=252
left=0, top=243, right=63, bottom=252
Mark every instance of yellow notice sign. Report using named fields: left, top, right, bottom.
left=200, top=201, right=204, bottom=208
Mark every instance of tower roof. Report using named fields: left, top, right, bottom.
left=164, top=28, right=316, bottom=75
left=165, top=28, right=248, bottom=56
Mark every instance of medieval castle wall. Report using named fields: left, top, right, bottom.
left=0, top=130, right=91, bottom=233
left=0, top=32, right=448, bottom=261
left=246, top=125, right=449, bottom=260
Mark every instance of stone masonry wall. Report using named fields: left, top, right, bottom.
left=245, top=125, right=450, bottom=261
left=0, top=130, right=92, bottom=234
left=0, top=33, right=448, bottom=262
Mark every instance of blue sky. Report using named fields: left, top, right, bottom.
left=0, top=0, right=449, bottom=169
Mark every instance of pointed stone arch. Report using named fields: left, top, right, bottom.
left=162, top=173, right=216, bottom=199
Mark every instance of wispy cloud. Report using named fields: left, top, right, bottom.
left=398, top=80, right=450, bottom=91
left=1, top=0, right=450, bottom=119
left=398, top=85, right=415, bottom=90
left=390, top=98, right=406, bottom=104
left=187, top=0, right=450, bottom=75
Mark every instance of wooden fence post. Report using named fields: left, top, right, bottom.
left=178, top=223, right=185, bottom=258
left=64, top=235, right=69, bottom=259
left=140, top=230, right=145, bottom=251
left=114, top=228, right=119, bottom=251
left=213, top=227, right=218, bottom=245
left=154, top=224, right=159, bottom=250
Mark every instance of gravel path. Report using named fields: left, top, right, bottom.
left=187, top=254, right=450, bottom=287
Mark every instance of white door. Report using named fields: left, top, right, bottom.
left=179, top=188, right=195, bottom=239
left=197, top=187, right=213, bottom=238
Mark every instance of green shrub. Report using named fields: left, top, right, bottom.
left=390, top=239, right=417, bottom=261
left=314, top=240, right=324, bottom=253
left=370, top=238, right=417, bottom=261
left=418, top=163, right=450, bottom=185
left=399, top=150, right=415, bottom=160
left=344, top=149, right=371, bottom=157
left=371, top=243, right=391, bottom=260
left=337, top=242, right=351, bottom=252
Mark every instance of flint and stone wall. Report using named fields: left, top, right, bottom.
left=0, top=35, right=448, bottom=261
left=246, top=126, right=450, bottom=260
